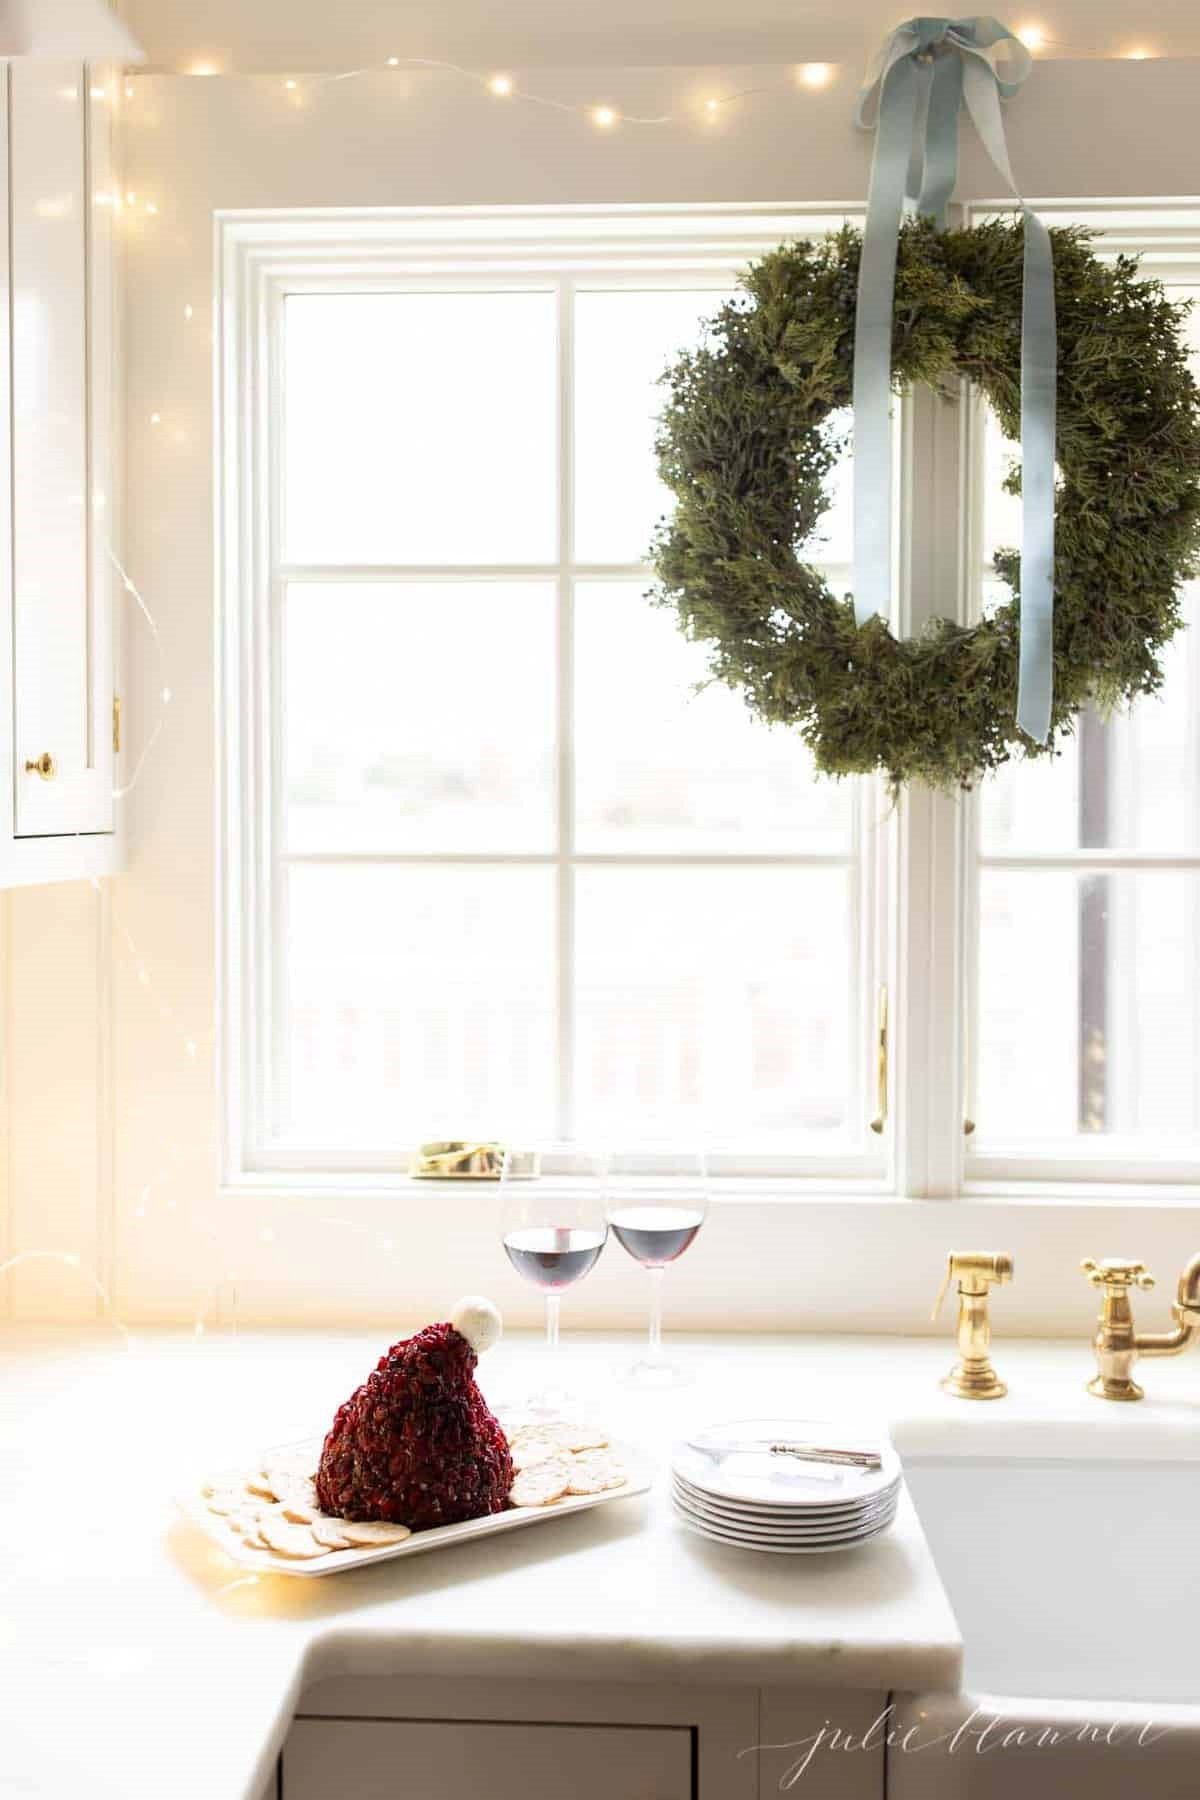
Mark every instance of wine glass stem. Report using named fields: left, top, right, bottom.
left=647, top=1265, right=665, bottom=1361
left=544, top=1291, right=561, bottom=1358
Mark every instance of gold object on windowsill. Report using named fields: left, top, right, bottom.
left=1081, top=1253, right=1200, bottom=1401
left=868, top=984, right=888, bottom=1134
left=409, top=1141, right=539, bottom=1181
left=931, top=1250, right=1014, bottom=1400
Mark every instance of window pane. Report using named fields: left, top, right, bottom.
left=573, top=580, right=850, bottom=852
left=284, top=864, right=556, bottom=1146
left=573, top=288, right=853, bottom=568
left=980, top=406, right=1023, bottom=571
left=977, top=869, right=1200, bottom=1146
left=573, top=866, right=853, bottom=1145
left=980, top=276, right=1200, bottom=856
left=979, top=588, right=1200, bottom=855
left=573, top=288, right=735, bottom=563
left=284, top=582, right=556, bottom=854
left=284, top=292, right=556, bottom=564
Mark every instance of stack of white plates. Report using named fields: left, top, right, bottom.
left=670, top=1417, right=902, bottom=1555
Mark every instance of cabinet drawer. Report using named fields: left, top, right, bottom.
left=283, top=1717, right=692, bottom=1800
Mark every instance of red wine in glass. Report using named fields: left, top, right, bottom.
left=608, top=1207, right=704, bottom=1268
left=500, top=1147, right=609, bottom=1413
left=503, top=1225, right=607, bottom=1291
left=606, top=1149, right=709, bottom=1388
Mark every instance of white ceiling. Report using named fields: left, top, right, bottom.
left=120, top=0, right=1200, bottom=71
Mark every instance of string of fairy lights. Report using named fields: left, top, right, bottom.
left=148, top=27, right=1165, bottom=128
left=9, top=24, right=1166, bottom=1344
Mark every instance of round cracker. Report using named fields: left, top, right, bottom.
left=309, top=1513, right=356, bottom=1550
left=257, top=1514, right=331, bottom=1559
left=336, top=1518, right=412, bottom=1547
left=509, top=1454, right=572, bottom=1507
left=564, top=1450, right=627, bottom=1495
left=244, top=1472, right=278, bottom=1500
left=552, top=1421, right=609, bottom=1454
left=508, top=1425, right=569, bottom=1470
left=262, top=1454, right=315, bottom=1493
left=231, top=1514, right=268, bottom=1548
left=204, top=1486, right=246, bottom=1516
left=278, top=1477, right=319, bottom=1524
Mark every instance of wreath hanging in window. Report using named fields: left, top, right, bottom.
left=650, top=27, right=1200, bottom=790
left=651, top=217, right=1200, bottom=790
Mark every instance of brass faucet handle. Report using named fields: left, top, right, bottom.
left=1082, top=1257, right=1155, bottom=1292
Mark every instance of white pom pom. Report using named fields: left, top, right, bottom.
left=451, top=1294, right=502, bottom=1355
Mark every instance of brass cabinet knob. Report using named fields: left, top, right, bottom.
left=23, top=752, right=57, bottom=780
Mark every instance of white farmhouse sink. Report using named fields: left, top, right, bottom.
left=903, top=1451, right=1196, bottom=1704
left=888, top=1429, right=1200, bottom=1800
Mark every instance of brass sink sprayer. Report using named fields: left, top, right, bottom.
left=1080, top=1254, right=1200, bottom=1401
left=931, top=1251, right=1014, bottom=1400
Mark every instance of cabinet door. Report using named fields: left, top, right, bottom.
left=9, top=60, right=113, bottom=838
left=282, top=1718, right=692, bottom=1800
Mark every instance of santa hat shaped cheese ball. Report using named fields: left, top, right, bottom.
left=314, top=1297, right=511, bottom=1529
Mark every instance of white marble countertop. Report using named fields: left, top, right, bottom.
left=3, top=1324, right=1197, bottom=1800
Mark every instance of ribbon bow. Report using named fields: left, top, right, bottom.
left=853, top=16, right=1056, bottom=744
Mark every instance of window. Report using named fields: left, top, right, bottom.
left=218, top=203, right=1200, bottom=1194
left=968, top=207, right=1200, bottom=1185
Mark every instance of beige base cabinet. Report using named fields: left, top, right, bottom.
left=0, top=59, right=121, bottom=887
left=284, top=1720, right=692, bottom=1800
left=282, top=1676, right=889, bottom=1799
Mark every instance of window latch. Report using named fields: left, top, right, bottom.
left=869, top=983, right=888, bottom=1135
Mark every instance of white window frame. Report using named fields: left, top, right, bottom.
left=216, top=198, right=1200, bottom=1202
left=217, top=203, right=892, bottom=1190
left=959, top=200, right=1200, bottom=1195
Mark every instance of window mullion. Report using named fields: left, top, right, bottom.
left=892, top=379, right=972, bottom=1197
left=555, top=276, right=576, bottom=1143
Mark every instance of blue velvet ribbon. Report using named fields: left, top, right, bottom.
left=853, top=17, right=1056, bottom=744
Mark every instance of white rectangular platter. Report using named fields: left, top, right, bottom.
left=177, top=1437, right=653, bottom=1579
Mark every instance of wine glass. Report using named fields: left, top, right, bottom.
left=501, top=1145, right=608, bottom=1415
left=606, top=1140, right=709, bottom=1389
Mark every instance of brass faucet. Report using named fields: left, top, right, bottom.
left=932, top=1251, right=1014, bottom=1399
left=1081, top=1254, right=1200, bottom=1400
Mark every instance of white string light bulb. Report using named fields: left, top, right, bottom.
left=487, top=73, right=513, bottom=98
left=591, top=104, right=617, bottom=129
left=798, top=63, right=832, bottom=89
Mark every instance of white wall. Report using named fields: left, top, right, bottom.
left=3, top=57, right=1200, bottom=1335
left=117, top=0, right=1200, bottom=68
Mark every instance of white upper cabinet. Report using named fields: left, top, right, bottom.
left=0, top=60, right=119, bottom=885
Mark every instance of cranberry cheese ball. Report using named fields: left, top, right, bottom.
left=315, top=1299, right=511, bottom=1529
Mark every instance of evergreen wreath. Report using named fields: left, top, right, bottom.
left=651, top=217, right=1200, bottom=788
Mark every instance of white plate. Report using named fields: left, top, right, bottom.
left=671, top=1495, right=898, bottom=1555
left=671, top=1481, right=899, bottom=1544
left=674, top=1418, right=900, bottom=1510
left=672, top=1468, right=902, bottom=1524
left=179, top=1435, right=653, bottom=1579
left=671, top=1477, right=900, bottom=1539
